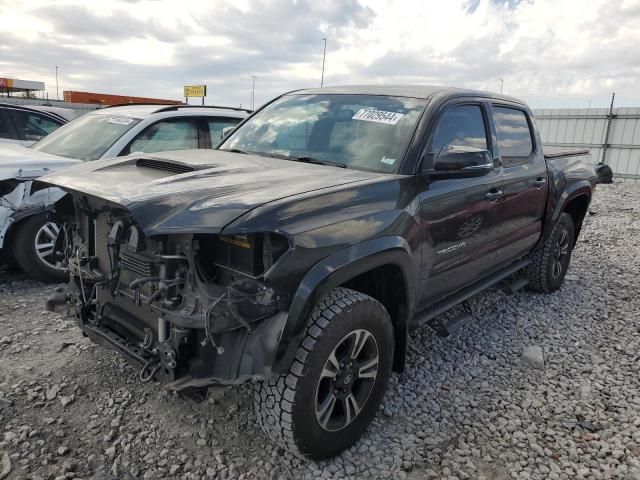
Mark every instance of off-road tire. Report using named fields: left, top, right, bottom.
left=526, top=212, right=575, bottom=293
left=11, top=214, right=67, bottom=283
left=253, top=287, right=394, bottom=460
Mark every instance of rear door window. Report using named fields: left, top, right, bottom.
left=0, top=109, right=12, bottom=139
left=431, top=105, right=489, bottom=153
left=127, top=119, right=199, bottom=154
left=207, top=118, right=242, bottom=144
left=492, top=106, right=533, bottom=167
left=7, top=109, right=61, bottom=141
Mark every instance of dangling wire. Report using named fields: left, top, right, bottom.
left=201, top=292, right=227, bottom=355
left=139, top=359, right=161, bottom=382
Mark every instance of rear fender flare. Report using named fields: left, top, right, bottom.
left=272, top=236, right=416, bottom=372
left=539, top=180, right=592, bottom=248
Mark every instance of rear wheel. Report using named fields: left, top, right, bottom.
left=11, top=213, right=67, bottom=283
left=526, top=212, right=574, bottom=292
left=254, top=288, right=394, bottom=460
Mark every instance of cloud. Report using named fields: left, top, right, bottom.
left=0, top=0, right=638, bottom=109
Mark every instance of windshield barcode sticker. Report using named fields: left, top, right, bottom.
left=352, top=109, right=404, bottom=125
left=108, top=116, right=134, bottom=125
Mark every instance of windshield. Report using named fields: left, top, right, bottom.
left=31, top=113, right=140, bottom=160
left=219, top=94, right=426, bottom=173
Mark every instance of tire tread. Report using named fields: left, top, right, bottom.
left=253, top=287, right=385, bottom=458
left=526, top=212, right=573, bottom=293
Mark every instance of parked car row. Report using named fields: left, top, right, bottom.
left=0, top=102, right=77, bottom=146
left=0, top=103, right=249, bottom=281
left=39, top=85, right=597, bottom=459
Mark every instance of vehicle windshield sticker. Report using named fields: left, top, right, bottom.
left=108, top=116, right=135, bottom=125
left=380, top=156, right=396, bottom=165
left=352, top=109, right=404, bottom=125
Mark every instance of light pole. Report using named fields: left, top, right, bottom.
left=55, top=66, right=59, bottom=101
left=250, top=75, right=257, bottom=110
left=499, top=78, right=503, bottom=94
left=321, top=38, right=327, bottom=87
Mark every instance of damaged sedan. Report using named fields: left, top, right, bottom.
left=40, top=86, right=595, bottom=459
left=0, top=104, right=247, bottom=282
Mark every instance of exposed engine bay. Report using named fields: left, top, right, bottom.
left=50, top=195, right=290, bottom=390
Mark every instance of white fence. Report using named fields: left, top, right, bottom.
left=534, top=107, right=640, bottom=179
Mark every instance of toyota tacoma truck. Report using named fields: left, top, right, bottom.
left=40, top=86, right=596, bottom=459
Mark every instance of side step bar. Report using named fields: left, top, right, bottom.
left=428, top=311, right=473, bottom=338
left=412, top=258, right=530, bottom=335
left=501, top=277, right=529, bottom=294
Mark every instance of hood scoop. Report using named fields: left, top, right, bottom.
left=136, top=158, right=195, bottom=174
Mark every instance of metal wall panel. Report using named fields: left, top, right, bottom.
left=534, top=107, right=640, bottom=178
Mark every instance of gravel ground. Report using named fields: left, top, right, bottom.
left=1, top=180, right=639, bottom=480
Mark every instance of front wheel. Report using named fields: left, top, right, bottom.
left=254, top=288, right=394, bottom=460
left=11, top=213, right=67, bottom=283
left=526, top=212, right=575, bottom=293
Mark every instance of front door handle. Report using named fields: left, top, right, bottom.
left=533, top=177, right=547, bottom=188
left=485, top=190, right=503, bottom=202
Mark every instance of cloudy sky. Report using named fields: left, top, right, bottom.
left=1, top=0, right=639, bottom=109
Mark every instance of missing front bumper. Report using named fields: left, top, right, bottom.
left=63, top=293, right=288, bottom=389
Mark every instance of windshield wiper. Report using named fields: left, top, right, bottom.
left=292, top=156, right=347, bottom=168
left=224, top=148, right=251, bottom=155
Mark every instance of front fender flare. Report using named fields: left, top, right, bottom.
left=272, top=236, right=416, bottom=372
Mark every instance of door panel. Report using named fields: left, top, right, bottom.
left=491, top=105, right=548, bottom=264
left=418, top=103, right=504, bottom=306
left=418, top=171, right=504, bottom=304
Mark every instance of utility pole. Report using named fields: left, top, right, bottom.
left=601, top=92, right=616, bottom=164
left=250, top=75, right=257, bottom=110
left=321, top=38, right=327, bottom=87
left=499, top=78, right=503, bottom=94
left=55, top=66, right=59, bottom=101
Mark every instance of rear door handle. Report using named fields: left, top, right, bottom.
left=485, top=190, right=503, bottom=202
left=533, top=177, right=546, bottom=188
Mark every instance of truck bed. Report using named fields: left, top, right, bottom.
left=543, top=146, right=590, bottom=159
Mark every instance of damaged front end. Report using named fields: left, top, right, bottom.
left=49, top=195, right=290, bottom=390
left=0, top=177, right=66, bottom=251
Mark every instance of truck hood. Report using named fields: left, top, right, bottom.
left=0, top=142, right=81, bottom=180
left=39, top=149, right=384, bottom=235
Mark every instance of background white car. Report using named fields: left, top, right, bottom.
left=0, top=103, right=77, bottom=146
left=0, top=103, right=250, bottom=282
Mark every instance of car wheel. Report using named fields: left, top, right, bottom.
left=526, top=212, right=574, bottom=293
left=254, top=287, right=394, bottom=460
left=11, top=213, right=68, bottom=283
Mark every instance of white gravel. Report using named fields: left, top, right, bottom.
left=1, top=180, right=639, bottom=480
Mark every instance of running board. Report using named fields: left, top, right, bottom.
left=501, top=277, right=528, bottom=294
left=428, top=311, right=473, bottom=337
left=412, top=258, right=530, bottom=333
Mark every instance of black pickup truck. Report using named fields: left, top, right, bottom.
left=41, top=86, right=596, bottom=459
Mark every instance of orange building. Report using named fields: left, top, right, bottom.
left=63, top=91, right=182, bottom=106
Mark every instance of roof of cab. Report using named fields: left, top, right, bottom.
left=288, top=85, right=526, bottom=105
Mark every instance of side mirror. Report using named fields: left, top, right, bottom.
left=221, top=126, right=236, bottom=140
left=427, top=146, right=494, bottom=178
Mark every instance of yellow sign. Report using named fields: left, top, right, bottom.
left=184, top=85, right=206, bottom=97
